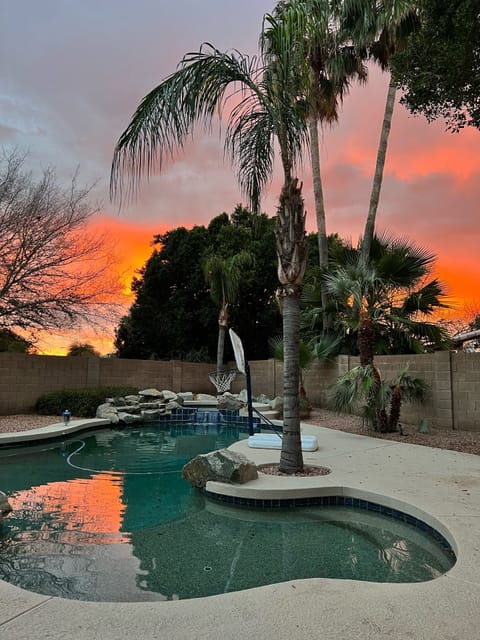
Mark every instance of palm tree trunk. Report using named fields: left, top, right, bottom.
left=309, top=116, right=331, bottom=332
left=279, top=292, right=303, bottom=472
left=216, top=304, right=228, bottom=371
left=275, top=177, right=307, bottom=474
left=309, top=117, right=328, bottom=269
left=216, top=326, right=226, bottom=371
left=362, top=75, right=397, bottom=262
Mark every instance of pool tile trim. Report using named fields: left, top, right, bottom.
left=202, top=489, right=454, bottom=551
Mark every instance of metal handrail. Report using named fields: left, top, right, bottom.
left=251, top=407, right=283, bottom=437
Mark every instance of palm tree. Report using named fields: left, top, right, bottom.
left=303, top=234, right=450, bottom=356
left=319, top=234, right=447, bottom=431
left=331, top=362, right=428, bottom=432
left=337, top=0, right=419, bottom=261
left=202, top=251, right=252, bottom=371
left=267, top=1, right=367, bottom=328
left=111, top=20, right=309, bottom=472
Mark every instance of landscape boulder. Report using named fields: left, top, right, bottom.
left=138, top=388, right=163, bottom=399
left=182, top=449, right=258, bottom=489
left=96, top=403, right=120, bottom=423
left=217, top=393, right=244, bottom=411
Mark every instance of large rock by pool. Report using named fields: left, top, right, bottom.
left=182, top=449, right=258, bottom=488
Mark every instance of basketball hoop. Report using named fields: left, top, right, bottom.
left=208, top=368, right=237, bottom=393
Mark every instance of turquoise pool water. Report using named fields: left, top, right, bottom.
left=0, top=423, right=455, bottom=601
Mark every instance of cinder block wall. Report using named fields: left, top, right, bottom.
left=1, top=352, right=479, bottom=431
left=451, top=352, right=480, bottom=430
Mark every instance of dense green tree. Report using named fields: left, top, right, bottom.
left=111, top=14, right=311, bottom=473
left=392, top=0, right=480, bottom=131
left=114, top=209, right=280, bottom=362
left=115, top=225, right=217, bottom=361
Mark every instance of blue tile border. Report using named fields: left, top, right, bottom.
left=169, top=407, right=261, bottom=428
left=202, top=490, right=454, bottom=553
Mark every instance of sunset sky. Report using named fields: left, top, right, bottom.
left=2, top=1, right=479, bottom=355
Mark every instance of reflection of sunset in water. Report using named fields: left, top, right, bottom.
left=9, top=473, right=128, bottom=544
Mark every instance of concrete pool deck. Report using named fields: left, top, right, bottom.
left=0, top=419, right=479, bottom=640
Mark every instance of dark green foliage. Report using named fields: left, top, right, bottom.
left=0, top=329, right=32, bottom=353
left=67, top=342, right=100, bottom=357
left=114, top=206, right=281, bottom=361
left=392, top=0, right=480, bottom=131
left=35, top=386, right=139, bottom=418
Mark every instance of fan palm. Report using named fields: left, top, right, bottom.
left=318, top=234, right=446, bottom=432
left=331, top=362, right=428, bottom=432
left=303, top=234, right=450, bottom=357
left=111, top=20, right=309, bottom=472
left=203, top=251, right=253, bottom=371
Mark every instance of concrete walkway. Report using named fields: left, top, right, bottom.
left=0, top=421, right=479, bottom=640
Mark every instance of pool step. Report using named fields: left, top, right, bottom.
left=239, top=402, right=280, bottom=422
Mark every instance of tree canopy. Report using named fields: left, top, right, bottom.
left=114, top=207, right=280, bottom=362
left=392, top=0, right=480, bottom=131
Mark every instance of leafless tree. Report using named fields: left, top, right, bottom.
left=0, top=149, right=122, bottom=338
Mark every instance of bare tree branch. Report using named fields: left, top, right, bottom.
left=0, top=148, right=123, bottom=336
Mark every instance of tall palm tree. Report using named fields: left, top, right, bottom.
left=203, top=251, right=252, bottom=371
left=337, top=0, right=419, bottom=261
left=111, top=20, right=309, bottom=472
left=267, top=1, right=367, bottom=328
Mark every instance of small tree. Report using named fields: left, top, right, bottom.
left=0, top=148, right=121, bottom=337
left=67, top=342, right=100, bottom=357
left=203, top=251, right=253, bottom=371
left=331, top=363, right=428, bottom=433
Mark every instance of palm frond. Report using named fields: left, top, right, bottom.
left=400, top=279, right=449, bottom=316
left=111, top=44, right=263, bottom=205
left=226, top=107, right=275, bottom=212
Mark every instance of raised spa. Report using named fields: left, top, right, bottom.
left=0, top=422, right=455, bottom=601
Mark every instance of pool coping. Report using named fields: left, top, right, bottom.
left=0, top=419, right=479, bottom=640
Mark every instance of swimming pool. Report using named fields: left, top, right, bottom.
left=0, top=423, right=455, bottom=601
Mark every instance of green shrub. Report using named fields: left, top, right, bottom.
left=35, top=386, right=139, bottom=418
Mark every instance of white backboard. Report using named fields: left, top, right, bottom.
left=229, top=329, right=246, bottom=375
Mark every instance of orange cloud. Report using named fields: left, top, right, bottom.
left=36, top=215, right=164, bottom=355
left=89, top=214, right=164, bottom=298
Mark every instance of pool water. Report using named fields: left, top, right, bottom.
left=0, top=423, right=455, bottom=601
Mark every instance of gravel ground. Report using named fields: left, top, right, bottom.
left=303, top=408, right=480, bottom=456
left=0, top=410, right=478, bottom=456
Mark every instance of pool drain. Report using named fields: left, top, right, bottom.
left=204, top=566, right=212, bottom=572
